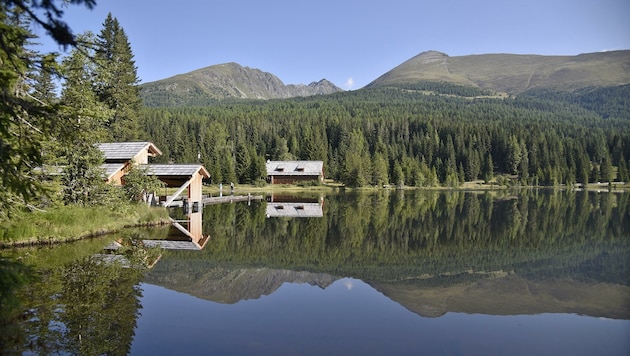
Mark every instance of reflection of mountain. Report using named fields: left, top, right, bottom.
left=144, top=267, right=338, bottom=303
left=145, top=260, right=630, bottom=319
left=369, top=274, right=630, bottom=320
left=151, top=190, right=629, bottom=319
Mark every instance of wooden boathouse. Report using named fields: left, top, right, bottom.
left=97, top=142, right=209, bottom=207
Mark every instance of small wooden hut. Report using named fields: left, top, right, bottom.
left=266, top=160, right=324, bottom=184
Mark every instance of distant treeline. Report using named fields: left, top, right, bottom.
left=140, top=83, right=630, bottom=187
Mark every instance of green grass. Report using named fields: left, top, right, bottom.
left=0, top=204, right=170, bottom=247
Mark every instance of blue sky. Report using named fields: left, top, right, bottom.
left=35, top=0, right=630, bottom=89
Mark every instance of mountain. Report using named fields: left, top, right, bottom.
left=370, top=274, right=630, bottom=320
left=144, top=266, right=338, bottom=304
left=144, top=264, right=629, bottom=319
left=140, top=62, right=343, bottom=106
left=366, top=50, right=630, bottom=94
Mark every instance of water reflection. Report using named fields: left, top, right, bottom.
left=143, top=210, right=209, bottom=250
left=131, top=279, right=629, bottom=356
left=1, top=190, right=629, bottom=355
left=150, top=190, right=630, bottom=319
left=0, top=240, right=146, bottom=355
left=266, top=194, right=325, bottom=218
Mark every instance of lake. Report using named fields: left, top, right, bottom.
left=1, top=190, right=629, bottom=355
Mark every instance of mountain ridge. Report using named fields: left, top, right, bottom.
left=140, top=62, right=343, bottom=106
left=140, top=50, right=630, bottom=106
left=367, top=49, right=630, bottom=94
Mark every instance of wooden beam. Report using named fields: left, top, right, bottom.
left=162, top=177, right=193, bottom=207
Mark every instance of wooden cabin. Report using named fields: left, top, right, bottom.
left=266, top=160, right=324, bottom=184
left=143, top=164, right=210, bottom=206
left=98, top=142, right=162, bottom=185
left=97, top=142, right=209, bottom=207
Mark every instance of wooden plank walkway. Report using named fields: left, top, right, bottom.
left=164, top=194, right=263, bottom=207
left=202, top=194, right=263, bottom=205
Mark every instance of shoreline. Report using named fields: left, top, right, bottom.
left=2, top=183, right=627, bottom=248
left=0, top=205, right=171, bottom=249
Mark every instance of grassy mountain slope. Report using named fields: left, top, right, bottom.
left=140, top=62, right=342, bottom=107
left=367, top=50, right=630, bottom=94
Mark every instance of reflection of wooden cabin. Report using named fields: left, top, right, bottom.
left=266, top=160, right=324, bottom=184
left=143, top=212, right=209, bottom=250
left=265, top=194, right=325, bottom=218
left=97, top=142, right=209, bottom=206
left=266, top=203, right=324, bottom=218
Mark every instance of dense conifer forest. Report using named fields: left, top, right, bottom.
left=140, top=83, right=630, bottom=187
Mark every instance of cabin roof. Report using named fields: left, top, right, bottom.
left=143, top=164, right=210, bottom=178
left=97, top=142, right=162, bottom=160
left=101, top=163, right=126, bottom=180
left=266, top=160, right=324, bottom=176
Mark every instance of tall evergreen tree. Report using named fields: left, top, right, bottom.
left=0, top=0, right=99, bottom=216
left=59, top=34, right=113, bottom=205
left=94, top=13, right=141, bottom=141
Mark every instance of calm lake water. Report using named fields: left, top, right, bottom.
left=1, top=190, right=629, bottom=355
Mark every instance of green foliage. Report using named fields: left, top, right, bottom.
left=0, top=257, right=37, bottom=351
left=0, top=5, right=51, bottom=217
left=0, top=204, right=169, bottom=244
left=522, top=85, right=630, bottom=119
left=122, top=166, right=165, bottom=202
left=390, top=81, right=494, bottom=97
left=0, top=2, right=133, bottom=216
left=160, top=190, right=629, bottom=285
left=61, top=143, right=111, bottom=205
left=3, top=254, right=145, bottom=355
left=140, top=85, right=630, bottom=187
left=94, top=13, right=142, bottom=141
left=5, top=0, right=97, bottom=47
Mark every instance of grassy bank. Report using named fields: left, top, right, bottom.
left=0, top=204, right=170, bottom=247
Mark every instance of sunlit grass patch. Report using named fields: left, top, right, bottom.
left=0, top=204, right=170, bottom=246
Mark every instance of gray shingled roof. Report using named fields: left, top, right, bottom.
left=97, top=142, right=162, bottom=160
left=266, top=160, right=323, bottom=176
left=143, top=164, right=210, bottom=178
left=101, top=163, right=125, bottom=179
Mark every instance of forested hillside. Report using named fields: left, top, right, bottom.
left=140, top=82, right=630, bottom=187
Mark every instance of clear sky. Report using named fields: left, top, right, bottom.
left=34, top=0, right=630, bottom=90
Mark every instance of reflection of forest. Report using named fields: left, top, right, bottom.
left=148, top=190, right=629, bottom=319
left=0, top=242, right=146, bottom=354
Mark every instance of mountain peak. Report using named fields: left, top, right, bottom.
left=413, top=50, right=449, bottom=61
left=141, top=63, right=343, bottom=106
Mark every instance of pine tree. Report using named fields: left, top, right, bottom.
left=618, top=156, right=629, bottom=183
left=482, top=153, right=494, bottom=183
left=59, top=33, right=111, bottom=145
left=0, top=5, right=53, bottom=215
left=95, top=13, right=141, bottom=141
left=31, top=61, right=58, bottom=103
left=372, top=152, right=389, bottom=186
left=59, top=34, right=114, bottom=205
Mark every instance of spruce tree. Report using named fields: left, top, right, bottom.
left=95, top=13, right=141, bottom=141
left=59, top=33, right=113, bottom=205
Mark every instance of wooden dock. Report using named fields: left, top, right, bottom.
left=164, top=194, right=263, bottom=207
left=202, top=194, right=263, bottom=205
